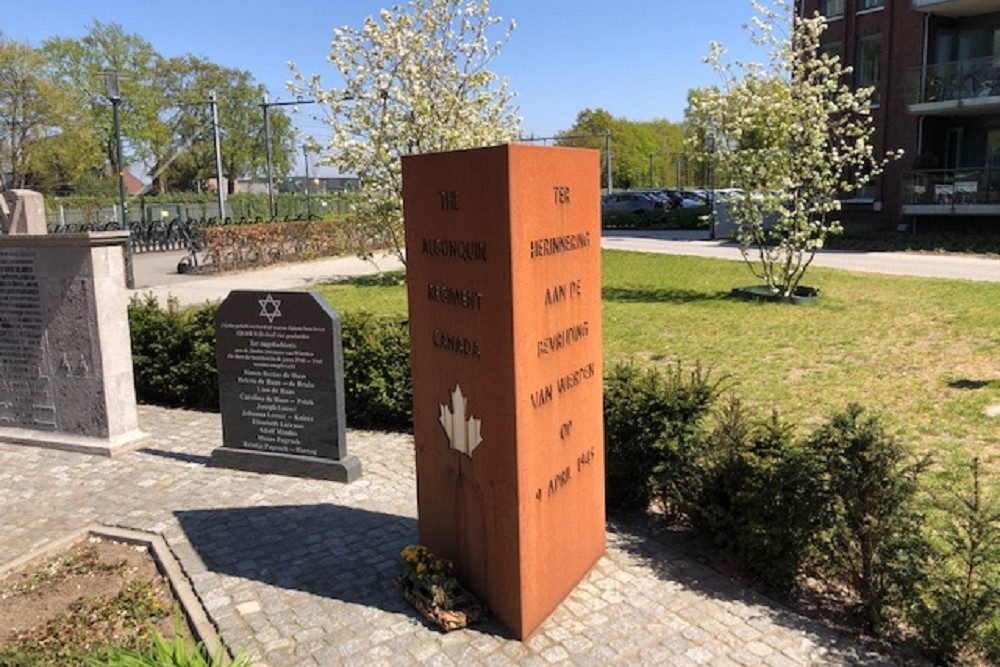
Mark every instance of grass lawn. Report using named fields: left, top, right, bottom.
left=313, top=250, right=1000, bottom=466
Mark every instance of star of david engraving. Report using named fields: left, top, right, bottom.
left=258, top=294, right=282, bottom=323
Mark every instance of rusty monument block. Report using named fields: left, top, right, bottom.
left=402, top=144, right=605, bottom=639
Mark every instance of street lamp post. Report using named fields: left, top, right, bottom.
left=303, top=145, right=312, bottom=219
left=707, top=134, right=718, bottom=241
left=100, top=70, right=134, bottom=289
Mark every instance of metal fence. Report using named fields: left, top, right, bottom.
left=902, top=167, right=1000, bottom=206
left=48, top=214, right=330, bottom=255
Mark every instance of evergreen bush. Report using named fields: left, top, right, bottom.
left=695, top=398, right=829, bottom=595
left=809, top=403, right=930, bottom=635
left=127, top=298, right=413, bottom=430
left=603, top=361, right=720, bottom=514
left=909, top=458, right=1000, bottom=664
left=339, top=312, right=412, bottom=430
left=128, top=295, right=219, bottom=411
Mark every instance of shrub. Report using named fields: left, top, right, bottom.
left=128, top=296, right=219, bottom=411
left=694, top=398, right=829, bottom=595
left=809, top=403, right=930, bottom=635
left=340, top=312, right=412, bottom=430
left=909, top=458, right=1000, bottom=665
left=128, top=299, right=414, bottom=431
left=602, top=205, right=710, bottom=231
left=603, top=361, right=720, bottom=514
left=197, top=219, right=349, bottom=271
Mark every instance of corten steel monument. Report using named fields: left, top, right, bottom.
left=402, top=144, right=605, bottom=639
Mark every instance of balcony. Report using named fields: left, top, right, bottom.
left=907, top=56, right=1000, bottom=114
left=902, top=168, right=1000, bottom=215
left=912, top=0, right=1000, bottom=17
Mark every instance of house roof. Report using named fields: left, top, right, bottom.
left=122, top=170, right=145, bottom=195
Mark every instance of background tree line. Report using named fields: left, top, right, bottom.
left=554, top=107, right=703, bottom=191
left=0, top=23, right=296, bottom=198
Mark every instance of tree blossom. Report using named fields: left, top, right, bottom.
left=688, top=1, right=901, bottom=298
left=290, top=0, right=520, bottom=263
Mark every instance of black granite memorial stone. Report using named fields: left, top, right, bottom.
left=211, top=290, right=361, bottom=482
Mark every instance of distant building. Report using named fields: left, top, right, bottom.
left=279, top=176, right=361, bottom=194
left=122, top=170, right=146, bottom=196
left=799, top=0, right=1000, bottom=231
left=236, top=176, right=360, bottom=195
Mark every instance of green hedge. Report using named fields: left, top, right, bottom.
left=127, top=297, right=412, bottom=429
left=602, top=205, right=710, bottom=230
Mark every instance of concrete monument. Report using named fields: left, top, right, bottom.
left=0, top=192, right=146, bottom=456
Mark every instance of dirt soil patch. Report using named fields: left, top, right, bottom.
left=0, top=537, right=189, bottom=665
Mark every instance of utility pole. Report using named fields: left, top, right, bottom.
left=605, top=130, right=613, bottom=193
left=210, top=91, right=226, bottom=220
left=260, top=96, right=316, bottom=219
left=648, top=152, right=654, bottom=188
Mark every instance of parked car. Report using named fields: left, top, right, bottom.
left=680, top=190, right=709, bottom=205
left=601, top=191, right=664, bottom=214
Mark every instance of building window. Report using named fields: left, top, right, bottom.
left=820, top=0, right=844, bottom=19
left=820, top=41, right=843, bottom=62
left=857, top=0, right=884, bottom=11
left=856, top=34, right=883, bottom=104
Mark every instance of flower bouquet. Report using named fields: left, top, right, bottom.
left=395, top=544, right=487, bottom=631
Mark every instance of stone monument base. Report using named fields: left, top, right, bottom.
left=0, top=426, right=149, bottom=458
left=210, top=447, right=362, bottom=483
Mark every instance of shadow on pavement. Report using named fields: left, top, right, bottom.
left=174, top=504, right=516, bottom=638
left=139, top=448, right=212, bottom=466
left=177, top=504, right=414, bottom=610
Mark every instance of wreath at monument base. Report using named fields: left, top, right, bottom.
left=395, top=545, right=487, bottom=631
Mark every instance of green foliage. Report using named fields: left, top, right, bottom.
left=340, top=312, right=412, bottom=430
left=127, top=297, right=413, bottom=430
left=150, top=55, right=294, bottom=194
left=87, top=619, right=254, bottom=667
left=557, top=108, right=690, bottom=189
left=825, top=227, right=1000, bottom=256
left=603, top=361, right=720, bottom=514
left=810, top=403, right=930, bottom=635
left=128, top=295, right=219, bottom=411
left=695, top=399, right=829, bottom=595
left=47, top=193, right=350, bottom=224
left=0, top=23, right=296, bottom=198
left=910, top=458, right=1000, bottom=664
left=602, top=205, right=710, bottom=230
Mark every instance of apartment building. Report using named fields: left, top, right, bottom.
left=800, top=0, right=1000, bottom=230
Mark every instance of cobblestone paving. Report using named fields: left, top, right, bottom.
left=0, top=406, right=896, bottom=666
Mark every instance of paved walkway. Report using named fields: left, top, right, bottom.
left=0, top=406, right=894, bottom=666
left=131, top=251, right=405, bottom=306
left=601, top=230, right=1000, bottom=282
left=130, top=233, right=999, bottom=308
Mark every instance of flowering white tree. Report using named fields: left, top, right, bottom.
left=688, top=1, right=901, bottom=298
left=290, top=0, right=520, bottom=262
